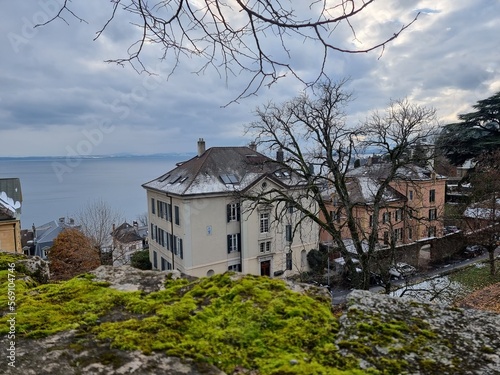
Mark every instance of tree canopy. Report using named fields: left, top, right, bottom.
left=437, top=91, right=500, bottom=165
left=42, top=1, right=419, bottom=99
left=48, top=228, right=101, bottom=281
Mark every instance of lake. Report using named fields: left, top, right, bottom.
left=0, top=155, right=188, bottom=229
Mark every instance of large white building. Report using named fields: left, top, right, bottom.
left=142, top=139, right=318, bottom=278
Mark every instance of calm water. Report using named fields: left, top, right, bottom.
left=0, top=155, right=187, bottom=228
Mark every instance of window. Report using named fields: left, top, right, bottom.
left=428, top=226, right=436, bottom=237
left=408, top=227, right=413, bottom=240
left=409, top=190, right=414, bottom=201
left=286, top=252, right=292, bottom=270
left=395, top=209, right=403, bottom=222
left=174, top=205, right=180, bottom=225
left=173, top=235, right=183, bottom=256
left=383, top=231, right=389, bottom=244
left=151, top=198, right=156, bottom=214
left=153, top=250, right=158, bottom=269
left=382, top=212, right=391, bottom=224
left=157, top=200, right=163, bottom=219
left=260, top=212, right=270, bottom=233
left=227, top=203, right=240, bottom=222
left=428, top=208, right=437, bottom=221
left=228, top=263, right=242, bottom=272
left=159, top=229, right=166, bottom=247
left=429, top=189, right=435, bottom=203
left=369, top=215, right=373, bottom=227
left=166, top=232, right=171, bottom=251
left=160, top=258, right=172, bottom=270
left=285, top=225, right=292, bottom=242
left=166, top=203, right=172, bottom=222
left=259, top=241, right=271, bottom=253
left=173, top=236, right=183, bottom=258
left=301, top=250, right=307, bottom=268
left=178, top=238, right=183, bottom=259
left=394, top=228, right=403, bottom=241
left=227, top=234, right=241, bottom=253
left=150, top=223, right=155, bottom=240
left=286, top=202, right=295, bottom=213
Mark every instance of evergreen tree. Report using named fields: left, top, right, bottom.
left=438, top=91, right=500, bottom=165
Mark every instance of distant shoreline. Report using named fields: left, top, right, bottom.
left=0, top=153, right=195, bottom=161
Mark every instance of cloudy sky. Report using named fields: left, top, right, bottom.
left=1, top=1, right=499, bottom=157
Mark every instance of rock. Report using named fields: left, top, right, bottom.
left=89, top=265, right=183, bottom=292
left=339, top=290, right=500, bottom=374
left=18, top=255, right=50, bottom=283
left=1, top=330, right=226, bottom=375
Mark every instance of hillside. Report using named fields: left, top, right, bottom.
left=0, top=253, right=499, bottom=374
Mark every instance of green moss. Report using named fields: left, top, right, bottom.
left=0, top=251, right=464, bottom=375
left=480, top=345, right=495, bottom=354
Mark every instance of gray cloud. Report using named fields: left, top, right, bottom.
left=1, top=1, right=499, bottom=156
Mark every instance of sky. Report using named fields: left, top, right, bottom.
left=1, top=0, right=499, bottom=157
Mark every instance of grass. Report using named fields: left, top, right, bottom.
left=449, top=259, right=500, bottom=292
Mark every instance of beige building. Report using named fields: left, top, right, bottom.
left=111, top=222, right=148, bottom=266
left=142, top=140, right=318, bottom=278
left=0, top=178, right=22, bottom=254
left=320, top=163, right=447, bottom=247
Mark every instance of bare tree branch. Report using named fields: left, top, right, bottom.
left=39, top=1, right=419, bottom=99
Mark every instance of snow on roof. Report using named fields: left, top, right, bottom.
left=463, top=199, right=500, bottom=220
left=0, top=191, right=21, bottom=217
left=347, top=163, right=446, bottom=181
left=0, top=178, right=22, bottom=217
left=142, top=146, right=305, bottom=196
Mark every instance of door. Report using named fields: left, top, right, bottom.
left=260, top=260, right=271, bottom=276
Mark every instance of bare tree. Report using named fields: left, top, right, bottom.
left=136, top=212, right=149, bottom=227
left=76, top=198, right=124, bottom=264
left=244, top=79, right=438, bottom=289
left=39, top=1, right=419, bottom=100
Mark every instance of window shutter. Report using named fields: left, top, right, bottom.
left=179, top=239, right=183, bottom=259
left=227, top=204, right=231, bottom=222
left=236, top=203, right=241, bottom=221
left=227, top=235, right=231, bottom=253
left=286, top=225, right=292, bottom=242
left=237, top=233, right=241, bottom=252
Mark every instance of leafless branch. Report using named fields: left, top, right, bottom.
left=39, top=1, right=419, bottom=99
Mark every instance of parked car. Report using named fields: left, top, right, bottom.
left=462, top=245, right=486, bottom=258
left=389, top=262, right=417, bottom=279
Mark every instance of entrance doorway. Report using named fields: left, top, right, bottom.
left=260, top=260, right=271, bottom=276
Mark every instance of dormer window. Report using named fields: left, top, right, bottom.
left=220, top=174, right=239, bottom=184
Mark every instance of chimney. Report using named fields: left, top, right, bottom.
left=197, top=138, right=206, bottom=156
left=276, top=148, right=284, bottom=162
left=249, top=141, right=257, bottom=151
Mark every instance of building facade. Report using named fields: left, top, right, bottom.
left=142, top=140, right=318, bottom=278
left=320, top=164, right=447, bottom=248
left=0, top=178, right=22, bottom=254
left=112, top=222, right=148, bottom=266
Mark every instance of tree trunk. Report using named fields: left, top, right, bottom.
left=489, top=249, right=496, bottom=276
